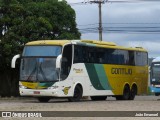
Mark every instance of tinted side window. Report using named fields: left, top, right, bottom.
left=104, top=49, right=118, bottom=64
left=74, top=45, right=88, bottom=63
left=135, top=52, right=142, bottom=66
left=128, top=51, right=135, bottom=65
left=88, top=47, right=97, bottom=63
left=142, top=52, right=148, bottom=66
left=104, top=49, right=129, bottom=65
left=61, top=45, right=72, bottom=80
left=135, top=52, right=148, bottom=66
left=117, top=50, right=128, bottom=65
left=74, top=45, right=147, bottom=66
left=96, top=48, right=105, bottom=64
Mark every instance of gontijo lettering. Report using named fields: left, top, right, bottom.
left=111, top=68, right=132, bottom=75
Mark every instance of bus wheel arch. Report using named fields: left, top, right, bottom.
left=68, top=83, right=83, bottom=102
left=129, top=84, right=137, bottom=100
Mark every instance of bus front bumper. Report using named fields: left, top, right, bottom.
left=19, top=88, right=60, bottom=97
left=149, top=86, right=160, bottom=93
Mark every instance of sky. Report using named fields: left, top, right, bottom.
left=65, top=0, right=160, bottom=58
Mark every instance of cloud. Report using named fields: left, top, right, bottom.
left=67, top=0, right=160, bottom=57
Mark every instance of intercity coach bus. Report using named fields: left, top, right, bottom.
left=149, top=57, right=160, bottom=96
left=11, top=40, right=148, bottom=102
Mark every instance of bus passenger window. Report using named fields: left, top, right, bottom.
left=128, top=51, right=135, bottom=65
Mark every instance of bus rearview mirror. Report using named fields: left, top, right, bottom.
left=11, top=54, right=20, bottom=68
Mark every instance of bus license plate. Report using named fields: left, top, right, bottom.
left=34, top=91, right=40, bottom=94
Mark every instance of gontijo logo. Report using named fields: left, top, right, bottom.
left=111, top=68, right=132, bottom=75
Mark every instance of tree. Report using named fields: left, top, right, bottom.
left=0, top=0, right=81, bottom=97
left=0, top=0, right=81, bottom=70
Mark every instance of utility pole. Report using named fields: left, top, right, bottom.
left=90, top=0, right=104, bottom=41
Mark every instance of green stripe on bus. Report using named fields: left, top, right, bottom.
left=85, top=63, right=112, bottom=90
left=94, top=64, right=112, bottom=90
left=85, top=63, right=105, bottom=90
left=38, top=82, right=55, bottom=87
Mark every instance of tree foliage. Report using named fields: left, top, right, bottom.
left=0, top=0, right=81, bottom=70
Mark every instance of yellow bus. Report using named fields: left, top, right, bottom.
left=12, top=40, right=148, bottom=102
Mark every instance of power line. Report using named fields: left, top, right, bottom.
left=77, top=22, right=160, bottom=26
left=80, top=30, right=160, bottom=34
left=78, top=26, right=160, bottom=34
left=78, top=26, right=160, bottom=29
left=68, top=1, right=160, bottom=35
left=102, top=22, right=160, bottom=24
left=68, top=0, right=160, bottom=6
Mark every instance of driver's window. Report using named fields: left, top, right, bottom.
left=61, top=45, right=72, bottom=80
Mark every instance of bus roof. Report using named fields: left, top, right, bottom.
left=26, top=40, right=147, bottom=52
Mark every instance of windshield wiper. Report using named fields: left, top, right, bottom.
left=27, top=61, right=37, bottom=81
left=38, top=62, right=48, bottom=81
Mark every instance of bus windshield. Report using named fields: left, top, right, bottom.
left=151, top=63, right=160, bottom=84
left=20, top=46, right=62, bottom=82
left=23, top=46, right=61, bottom=57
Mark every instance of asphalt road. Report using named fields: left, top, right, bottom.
left=0, top=95, right=160, bottom=120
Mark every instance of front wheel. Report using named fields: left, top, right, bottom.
left=68, top=85, right=82, bottom=102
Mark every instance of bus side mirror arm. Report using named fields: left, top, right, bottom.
left=56, top=54, right=62, bottom=81
left=11, top=54, right=20, bottom=68
left=56, top=54, right=62, bottom=69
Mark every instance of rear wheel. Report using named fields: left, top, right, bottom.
left=68, top=85, right=82, bottom=102
left=37, top=97, right=50, bottom=102
left=129, top=85, right=137, bottom=100
left=91, top=96, right=107, bottom=101
left=116, top=85, right=130, bottom=100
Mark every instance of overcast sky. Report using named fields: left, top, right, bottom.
left=66, top=0, right=160, bottom=58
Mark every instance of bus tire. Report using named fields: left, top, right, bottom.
left=68, top=85, right=82, bottom=102
left=90, top=96, right=107, bottom=101
left=116, top=84, right=130, bottom=100
left=37, top=97, right=50, bottom=102
left=129, top=85, right=137, bottom=100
